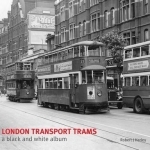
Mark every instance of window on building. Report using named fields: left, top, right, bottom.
left=104, top=10, right=109, bottom=28
left=90, top=0, right=98, bottom=6
left=110, top=8, right=115, bottom=26
left=107, top=49, right=112, bottom=57
left=69, top=24, right=75, bottom=40
left=69, top=1, right=74, bottom=18
left=79, top=22, right=82, bottom=37
left=91, top=14, right=97, bottom=32
left=143, top=0, right=148, bottom=14
left=131, top=31, right=136, bottom=44
left=83, top=20, right=86, bottom=36
left=144, top=29, right=149, bottom=41
left=61, top=28, right=66, bottom=43
left=124, top=32, right=130, bottom=45
left=60, top=6, right=65, bottom=22
left=131, top=0, right=135, bottom=18
left=120, top=0, right=135, bottom=22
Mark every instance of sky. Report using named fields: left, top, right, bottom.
left=0, top=0, right=13, bottom=21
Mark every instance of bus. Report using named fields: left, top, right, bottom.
left=37, top=41, right=109, bottom=113
left=123, top=41, right=150, bottom=113
left=6, top=61, right=35, bottom=102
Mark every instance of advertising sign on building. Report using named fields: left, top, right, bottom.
left=28, top=14, right=55, bottom=29
left=54, top=61, right=72, bottom=72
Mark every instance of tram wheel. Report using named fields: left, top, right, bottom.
left=134, top=97, right=145, bottom=114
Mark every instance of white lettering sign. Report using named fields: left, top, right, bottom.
left=29, top=15, right=55, bottom=29
left=128, top=60, right=149, bottom=71
left=54, top=61, right=72, bottom=72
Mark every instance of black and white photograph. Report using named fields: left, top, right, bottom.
left=0, top=0, right=150, bottom=150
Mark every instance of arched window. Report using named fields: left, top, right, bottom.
left=110, top=8, right=115, bottom=26
left=144, top=29, right=149, bottom=41
left=104, top=10, right=108, bottom=28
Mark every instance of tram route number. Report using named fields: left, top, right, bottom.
left=24, top=74, right=32, bottom=78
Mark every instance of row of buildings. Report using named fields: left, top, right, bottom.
left=0, top=0, right=150, bottom=91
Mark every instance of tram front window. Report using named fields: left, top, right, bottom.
left=20, top=80, right=34, bottom=89
left=83, top=70, right=105, bottom=84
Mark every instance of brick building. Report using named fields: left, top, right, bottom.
left=54, top=0, right=150, bottom=88
left=0, top=0, right=55, bottom=91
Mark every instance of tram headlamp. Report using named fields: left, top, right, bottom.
left=26, top=91, right=29, bottom=95
left=97, top=91, right=102, bottom=97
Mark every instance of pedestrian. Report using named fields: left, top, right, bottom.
left=0, top=90, right=1, bottom=96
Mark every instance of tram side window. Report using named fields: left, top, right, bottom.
left=141, top=45, right=149, bottom=56
left=132, top=76, right=139, bottom=86
left=80, top=46, right=85, bottom=57
left=125, top=49, right=132, bottom=59
left=74, top=46, right=79, bottom=57
left=45, top=79, right=49, bottom=88
left=140, top=76, right=148, bottom=86
left=53, top=54, right=58, bottom=62
left=68, top=48, right=73, bottom=59
left=88, top=45, right=100, bottom=56
left=133, top=47, right=140, bottom=58
left=64, top=77, right=69, bottom=89
left=49, top=79, right=53, bottom=88
left=53, top=78, right=58, bottom=88
left=39, top=79, right=43, bottom=89
left=124, top=77, right=131, bottom=86
left=82, top=71, right=86, bottom=84
left=58, top=78, right=62, bottom=89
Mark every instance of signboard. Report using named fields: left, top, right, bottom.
left=7, top=75, right=15, bottom=80
left=28, top=14, right=55, bottom=29
left=54, top=61, right=72, bottom=72
left=87, top=86, right=95, bottom=99
left=128, top=60, right=149, bottom=71
left=24, top=74, right=32, bottom=78
left=38, top=66, right=51, bottom=73
left=89, top=59, right=100, bottom=63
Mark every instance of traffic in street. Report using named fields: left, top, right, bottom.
left=0, top=96, right=150, bottom=150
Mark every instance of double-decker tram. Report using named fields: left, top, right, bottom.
left=37, top=41, right=109, bottom=113
left=6, top=61, right=35, bottom=102
left=123, top=41, right=150, bottom=113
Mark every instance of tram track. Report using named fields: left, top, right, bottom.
left=0, top=103, right=150, bottom=150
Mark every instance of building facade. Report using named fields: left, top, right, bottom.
left=0, top=0, right=55, bottom=91
left=54, top=0, right=150, bottom=88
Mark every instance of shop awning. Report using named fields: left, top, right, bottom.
left=81, top=65, right=106, bottom=70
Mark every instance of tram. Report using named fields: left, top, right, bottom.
left=6, top=61, right=35, bottom=102
left=37, top=41, right=109, bottom=113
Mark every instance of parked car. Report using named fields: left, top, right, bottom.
left=108, top=89, right=123, bottom=109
